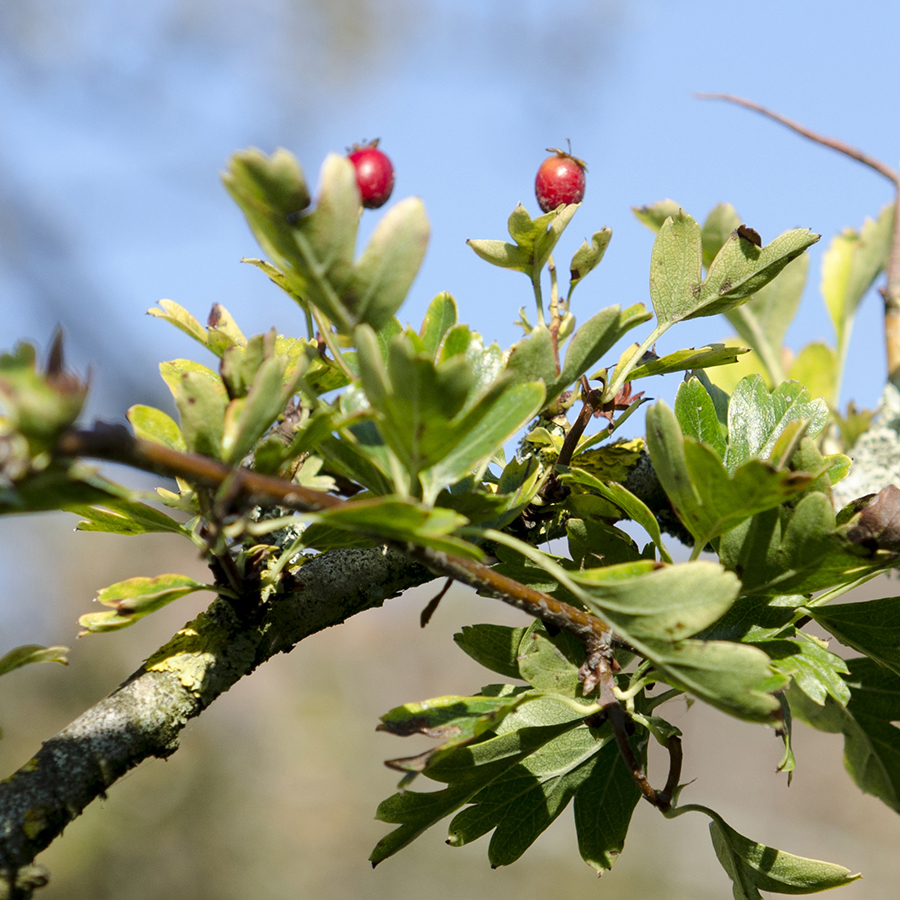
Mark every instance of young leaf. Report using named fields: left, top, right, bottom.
left=126, top=405, right=187, bottom=451
left=673, top=377, right=727, bottom=458
left=627, top=343, right=748, bottom=382
left=787, top=342, right=838, bottom=406
left=0, top=645, right=68, bottom=677
left=419, top=292, right=458, bottom=358
left=344, top=197, right=430, bottom=330
left=147, top=299, right=209, bottom=349
left=66, top=498, right=191, bottom=538
left=569, top=227, right=612, bottom=292
left=79, top=574, right=214, bottom=634
left=632, top=198, right=683, bottom=233
left=701, top=203, right=741, bottom=269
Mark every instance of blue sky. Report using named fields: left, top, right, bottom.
left=2, top=0, right=898, bottom=422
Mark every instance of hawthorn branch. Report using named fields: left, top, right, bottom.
left=696, top=92, right=900, bottom=387
left=0, top=545, right=433, bottom=875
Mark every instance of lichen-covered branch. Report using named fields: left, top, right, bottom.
left=0, top=546, right=432, bottom=876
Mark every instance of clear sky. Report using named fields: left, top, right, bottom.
left=2, top=0, right=898, bottom=419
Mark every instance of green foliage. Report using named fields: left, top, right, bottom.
left=3, top=140, right=899, bottom=900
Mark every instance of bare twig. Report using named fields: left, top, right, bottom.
left=695, top=93, right=900, bottom=183
left=697, top=92, right=900, bottom=387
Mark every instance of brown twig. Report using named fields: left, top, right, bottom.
left=419, top=578, right=453, bottom=627
left=56, top=422, right=612, bottom=660
left=695, top=93, right=900, bottom=184
left=595, top=657, right=679, bottom=812
left=697, top=91, right=900, bottom=387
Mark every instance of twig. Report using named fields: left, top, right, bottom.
left=420, top=578, right=453, bottom=627
left=697, top=92, right=900, bottom=387
left=695, top=93, right=900, bottom=184
left=56, top=422, right=612, bottom=661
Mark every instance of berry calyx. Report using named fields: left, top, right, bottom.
left=534, top=146, right=587, bottom=213
left=347, top=139, right=395, bottom=209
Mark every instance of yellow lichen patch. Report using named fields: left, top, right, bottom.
left=21, top=757, right=40, bottom=774
left=145, top=625, right=219, bottom=695
left=571, top=438, right=644, bottom=483
left=23, top=806, right=49, bottom=840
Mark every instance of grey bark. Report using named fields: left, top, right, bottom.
left=0, top=546, right=432, bottom=882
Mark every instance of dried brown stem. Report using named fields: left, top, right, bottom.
left=697, top=92, right=900, bottom=387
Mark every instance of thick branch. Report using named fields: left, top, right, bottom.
left=0, top=546, right=433, bottom=873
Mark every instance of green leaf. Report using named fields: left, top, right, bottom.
left=467, top=202, right=579, bottom=280
left=0, top=644, right=68, bottom=677
left=811, top=596, right=900, bottom=678
left=371, top=719, right=577, bottom=866
left=303, top=495, right=481, bottom=558
left=516, top=620, right=583, bottom=695
left=569, top=559, right=740, bottom=643
left=126, top=405, right=186, bottom=451
left=66, top=498, right=190, bottom=538
left=822, top=203, right=894, bottom=362
left=788, top=657, right=900, bottom=812
left=419, top=292, right=458, bottom=358
left=753, top=634, right=850, bottom=706
left=79, top=574, right=214, bottom=634
left=147, top=299, right=209, bottom=348
left=693, top=805, right=861, bottom=898
left=646, top=400, right=813, bottom=547
left=725, top=254, right=809, bottom=383
left=725, top=377, right=829, bottom=473
left=221, top=355, right=296, bottom=464
left=206, top=304, right=247, bottom=354
left=553, top=304, right=651, bottom=400
left=345, top=197, right=430, bottom=330
left=446, top=719, right=616, bottom=867
left=453, top=624, right=528, bottom=681
left=648, top=209, right=704, bottom=327
left=645, top=638, right=786, bottom=722
left=573, top=739, right=642, bottom=873
left=632, top=198, right=683, bottom=233
left=166, top=368, right=228, bottom=459
left=698, top=227, right=820, bottom=321
left=787, top=342, right=839, bottom=407
left=378, top=693, right=529, bottom=750
left=628, top=343, right=748, bottom=382
left=673, top=376, right=727, bottom=458
left=559, top=468, right=672, bottom=563
left=569, top=227, right=612, bottom=292
left=465, top=239, right=531, bottom=273
left=701, top=203, right=742, bottom=269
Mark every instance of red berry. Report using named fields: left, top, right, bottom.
left=347, top=140, right=395, bottom=209
left=534, top=147, right=587, bottom=213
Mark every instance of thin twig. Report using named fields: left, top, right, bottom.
left=695, top=93, right=900, bottom=184
left=56, top=422, right=611, bottom=657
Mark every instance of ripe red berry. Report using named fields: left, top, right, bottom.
left=534, top=147, right=587, bottom=213
left=347, top=140, right=395, bottom=209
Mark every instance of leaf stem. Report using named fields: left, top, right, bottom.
left=312, top=309, right=356, bottom=382
left=603, top=322, right=667, bottom=404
